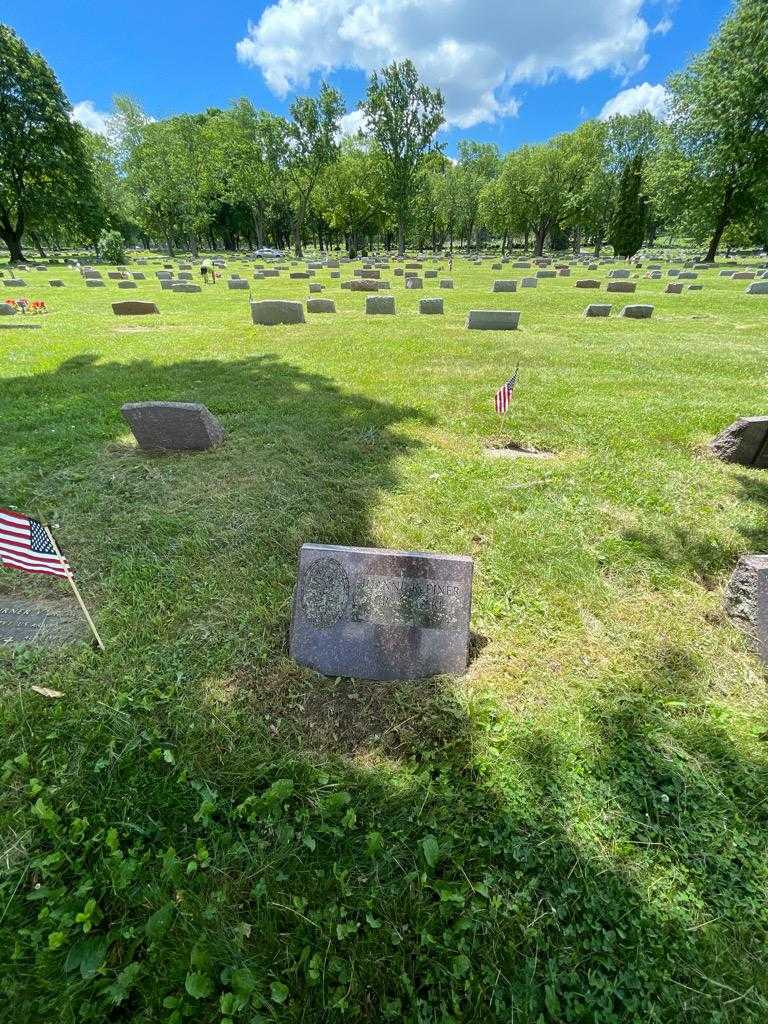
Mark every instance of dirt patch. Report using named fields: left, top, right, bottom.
left=484, top=441, right=555, bottom=460
left=236, top=665, right=473, bottom=760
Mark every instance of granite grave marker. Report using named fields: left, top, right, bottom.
left=290, top=543, right=473, bottom=680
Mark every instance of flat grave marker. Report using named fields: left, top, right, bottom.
left=0, top=597, right=89, bottom=648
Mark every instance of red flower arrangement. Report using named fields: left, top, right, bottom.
left=4, top=298, right=47, bottom=314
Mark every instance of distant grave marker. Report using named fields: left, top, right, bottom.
left=366, top=295, right=395, bottom=314
left=466, top=310, right=520, bottom=330
left=620, top=304, right=653, bottom=319
left=250, top=300, right=305, bottom=325
left=584, top=304, right=612, bottom=317
left=307, top=298, right=336, bottom=313
left=112, top=301, right=159, bottom=315
left=607, top=282, right=636, bottom=294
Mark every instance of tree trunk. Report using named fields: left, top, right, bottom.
left=594, top=236, right=603, bottom=256
left=705, top=183, right=735, bottom=262
left=501, top=231, right=507, bottom=256
left=30, top=231, right=48, bottom=258
left=397, top=220, right=405, bottom=258
left=572, top=227, right=581, bottom=255
left=251, top=210, right=264, bottom=248
left=524, top=230, right=529, bottom=252
left=467, top=216, right=476, bottom=251
left=533, top=225, right=547, bottom=257
left=0, top=214, right=26, bottom=263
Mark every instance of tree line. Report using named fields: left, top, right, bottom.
left=1, top=0, right=766, bottom=264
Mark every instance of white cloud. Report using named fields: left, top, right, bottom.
left=337, top=108, right=366, bottom=138
left=70, top=100, right=111, bottom=136
left=236, top=0, right=652, bottom=128
left=652, top=16, right=673, bottom=35
left=599, top=82, right=669, bottom=121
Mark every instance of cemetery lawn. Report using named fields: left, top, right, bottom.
left=2, top=258, right=768, bottom=1023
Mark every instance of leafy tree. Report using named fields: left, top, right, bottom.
left=98, top=228, right=125, bottom=264
left=558, top=120, right=612, bottom=254
left=362, top=60, right=444, bottom=256
left=430, top=161, right=465, bottom=253
left=649, top=0, right=768, bottom=261
left=206, top=101, right=288, bottom=249
left=603, top=112, right=659, bottom=258
left=610, top=155, right=647, bottom=257
left=81, top=129, right=136, bottom=241
left=284, top=84, right=344, bottom=257
left=0, top=23, right=98, bottom=261
left=496, top=140, right=572, bottom=256
left=121, top=109, right=215, bottom=255
left=455, top=141, right=501, bottom=249
left=315, top=138, right=387, bottom=256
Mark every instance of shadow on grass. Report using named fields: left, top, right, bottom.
left=2, top=356, right=768, bottom=1021
left=617, top=470, right=768, bottom=588
left=1, top=350, right=434, bottom=659
left=620, top=525, right=738, bottom=588
left=6, top=637, right=767, bottom=1021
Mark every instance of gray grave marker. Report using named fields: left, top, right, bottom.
left=250, top=300, right=305, bottom=325
left=0, top=597, right=88, bottom=648
left=290, top=543, right=474, bottom=680
left=121, top=401, right=225, bottom=452
left=759, top=569, right=768, bottom=664
left=710, top=416, right=768, bottom=467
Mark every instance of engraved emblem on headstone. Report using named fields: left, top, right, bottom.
left=300, top=557, right=350, bottom=628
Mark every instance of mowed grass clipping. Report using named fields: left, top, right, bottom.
left=1, top=255, right=768, bottom=1023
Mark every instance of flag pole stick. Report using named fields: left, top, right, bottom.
left=44, top=525, right=105, bottom=651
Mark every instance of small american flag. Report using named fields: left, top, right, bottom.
left=0, top=509, right=70, bottom=578
left=494, top=366, right=519, bottom=415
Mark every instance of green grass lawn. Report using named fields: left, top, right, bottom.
left=2, top=254, right=768, bottom=1022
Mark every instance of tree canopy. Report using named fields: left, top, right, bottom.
left=2, top=2, right=767, bottom=262
left=0, top=23, right=100, bottom=261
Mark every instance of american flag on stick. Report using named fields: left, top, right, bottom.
left=494, top=365, right=520, bottom=415
left=0, top=508, right=105, bottom=650
left=0, top=508, right=69, bottom=577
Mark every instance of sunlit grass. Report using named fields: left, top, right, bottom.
left=1, top=252, right=768, bottom=1021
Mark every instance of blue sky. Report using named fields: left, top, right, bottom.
left=7, top=0, right=732, bottom=155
